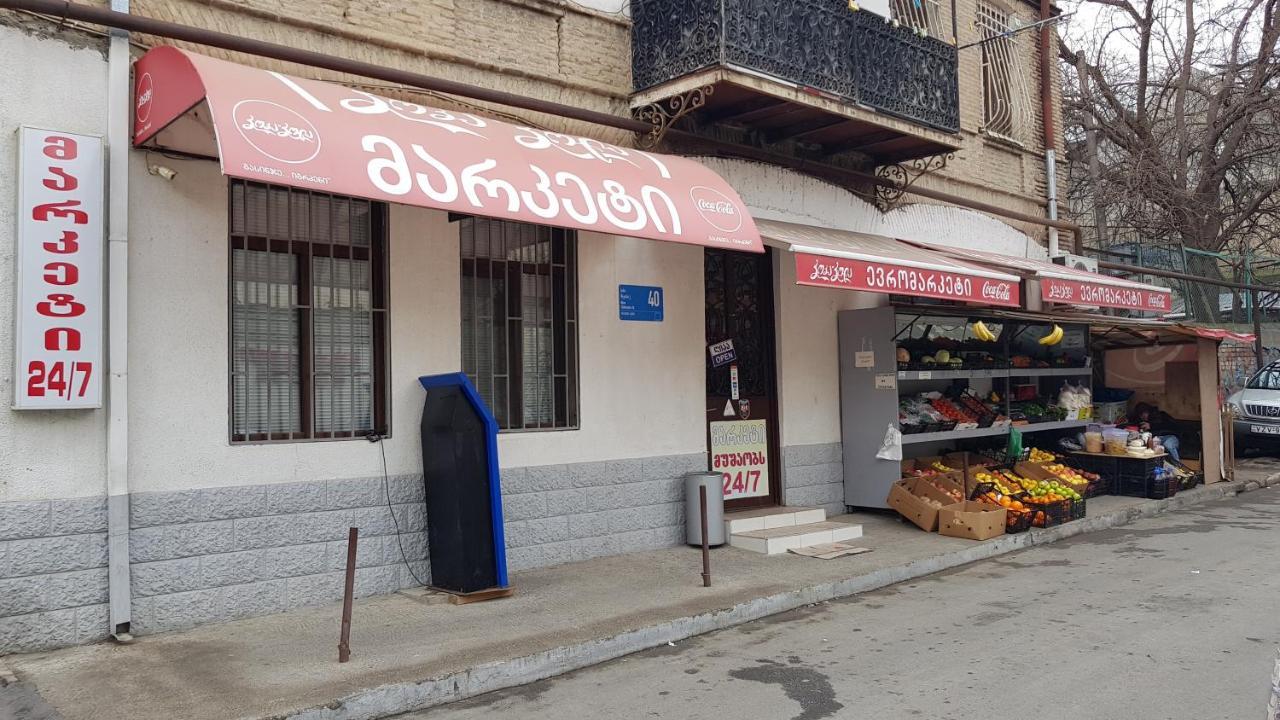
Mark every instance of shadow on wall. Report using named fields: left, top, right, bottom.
left=696, top=157, right=1043, bottom=259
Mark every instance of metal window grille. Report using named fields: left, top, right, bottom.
left=977, top=2, right=1034, bottom=142
left=228, top=180, right=389, bottom=443
left=460, top=217, right=578, bottom=431
left=891, top=0, right=947, bottom=39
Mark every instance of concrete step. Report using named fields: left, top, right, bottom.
left=723, top=506, right=826, bottom=536
left=729, top=520, right=864, bottom=555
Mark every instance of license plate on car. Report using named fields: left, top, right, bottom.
left=1251, top=425, right=1280, bottom=435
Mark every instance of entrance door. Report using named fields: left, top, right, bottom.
left=705, top=247, right=781, bottom=510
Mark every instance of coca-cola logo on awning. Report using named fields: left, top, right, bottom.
left=981, top=281, right=1012, bottom=302
left=232, top=100, right=322, bottom=164
left=136, top=72, right=154, bottom=124
left=689, top=185, right=744, bottom=233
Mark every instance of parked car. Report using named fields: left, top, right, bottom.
left=1226, top=362, right=1280, bottom=453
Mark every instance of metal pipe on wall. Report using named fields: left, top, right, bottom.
left=1039, top=0, right=1066, bottom=255
left=0, top=0, right=1084, bottom=240
left=105, top=0, right=133, bottom=640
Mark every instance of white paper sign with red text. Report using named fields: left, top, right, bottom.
left=710, top=419, right=770, bottom=501
left=13, top=127, right=103, bottom=409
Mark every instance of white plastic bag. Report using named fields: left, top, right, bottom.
left=877, top=424, right=903, bottom=461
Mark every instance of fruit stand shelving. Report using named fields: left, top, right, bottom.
left=901, top=420, right=1090, bottom=445
left=838, top=306, right=1093, bottom=509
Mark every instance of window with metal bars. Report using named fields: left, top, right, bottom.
left=977, top=2, right=1032, bottom=142
left=459, top=217, right=578, bottom=431
left=891, top=0, right=946, bottom=39
left=228, top=180, right=389, bottom=443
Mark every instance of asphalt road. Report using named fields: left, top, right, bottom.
left=407, top=488, right=1280, bottom=720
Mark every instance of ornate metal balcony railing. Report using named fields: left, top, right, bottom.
left=632, top=0, right=960, bottom=134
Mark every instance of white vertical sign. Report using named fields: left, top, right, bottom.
left=13, top=127, right=104, bottom=409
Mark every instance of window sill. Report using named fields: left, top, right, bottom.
left=979, top=129, right=1028, bottom=152
left=230, top=432, right=392, bottom=446
left=497, top=426, right=581, bottom=434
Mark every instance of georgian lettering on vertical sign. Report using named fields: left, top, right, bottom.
left=14, top=127, right=103, bottom=409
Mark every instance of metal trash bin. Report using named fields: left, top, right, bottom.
left=684, top=472, right=725, bottom=547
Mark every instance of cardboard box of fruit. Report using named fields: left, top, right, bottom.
left=887, top=476, right=961, bottom=532
left=938, top=501, right=1007, bottom=541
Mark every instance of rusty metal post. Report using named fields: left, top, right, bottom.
left=338, top=527, right=358, bottom=663
left=699, top=485, right=711, bottom=587
left=1224, top=406, right=1237, bottom=482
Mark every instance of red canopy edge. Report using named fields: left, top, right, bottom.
left=756, top=220, right=1022, bottom=307
left=1174, top=325, right=1256, bottom=343
left=132, top=46, right=762, bottom=252
left=908, top=241, right=1173, bottom=314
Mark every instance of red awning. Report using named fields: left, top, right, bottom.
left=910, top=243, right=1172, bottom=314
left=132, top=47, right=762, bottom=252
left=758, top=220, right=1022, bottom=307
left=1176, top=326, right=1256, bottom=343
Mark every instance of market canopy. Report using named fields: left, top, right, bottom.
left=909, top=242, right=1173, bottom=314
left=758, top=219, right=1022, bottom=307
left=132, top=46, right=762, bottom=252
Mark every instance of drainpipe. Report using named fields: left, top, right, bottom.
left=106, top=0, right=132, bottom=640
left=1039, top=0, right=1063, bottom=256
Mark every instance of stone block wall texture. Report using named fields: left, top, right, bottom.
left=0, top=451, right=706, bottom=654
left=0, top=497, right=111, bottom=653
left=782, top=443, right=845, bottom=517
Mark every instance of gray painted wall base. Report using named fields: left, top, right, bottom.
left=0, top=451, right=708, bottom=654
left=782, top=442, right=844, bottom=516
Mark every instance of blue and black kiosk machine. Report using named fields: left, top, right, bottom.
left=417, top=373, right=509, bottom=594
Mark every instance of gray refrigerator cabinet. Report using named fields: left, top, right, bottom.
left=837, top=307, right=901, bottom=509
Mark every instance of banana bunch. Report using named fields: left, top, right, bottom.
left=1038, top=324, right=1064, bottom=346
left=971, top=321, right=997, bottom=342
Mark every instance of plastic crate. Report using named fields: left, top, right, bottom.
left=1068, top=498, right=1087, bottom=520
left=1117, top=456, right=1166, bottom=483
left=1093, top=400, right=1128, bottom=423
left=1005, top=508, right=1035, bottom=533
left=1083, top=476, right=1111, bottom=498
left=1115, top=474, right=1178, bottom=499
left=1028, top=499, right=1072, bottom=527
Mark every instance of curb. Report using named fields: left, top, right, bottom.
left=280, top=473, right=1280, bottom=720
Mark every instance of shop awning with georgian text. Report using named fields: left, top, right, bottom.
left=758, top=219, right=1022, bottom=307
left=132, top=47, right=762, bottom=252
left=910, top=243, right=1173, bottom=314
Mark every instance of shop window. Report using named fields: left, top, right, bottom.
left=977, top=2, right=1031, bottom=141
left=460, top=218, right=578, bottom=431
left=228, top=180, right=388, bottom=443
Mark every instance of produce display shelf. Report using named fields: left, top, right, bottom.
left=1009, top=367, right=1092, bottom=377
left=900, top=420, right=1088, bottom=445
left=898, top=367, right=1091, bottom=381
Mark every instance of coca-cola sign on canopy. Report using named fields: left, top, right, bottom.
left=132, top=47, right=762, bottom=253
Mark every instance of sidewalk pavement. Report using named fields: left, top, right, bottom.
left=5, top=462, right=1279, bottom=720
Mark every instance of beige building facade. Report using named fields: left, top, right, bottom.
left=0, top=0, right=1063, bottom=653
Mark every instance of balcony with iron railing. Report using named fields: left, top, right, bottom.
left=631, top=0, right=961, bottom=162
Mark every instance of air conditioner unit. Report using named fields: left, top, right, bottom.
left=1051, top=253, right=1098, bottom=274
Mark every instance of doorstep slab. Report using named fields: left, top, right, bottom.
left=724, top=506, right=825, bottom=535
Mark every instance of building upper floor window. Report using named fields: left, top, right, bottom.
left=228, top=180, right=389, bottom=443
left=977, top=1, right=1032, bottom=142
left=460, top=217, right=579, bottom=431
left=891, top=0, right=946, bottom=39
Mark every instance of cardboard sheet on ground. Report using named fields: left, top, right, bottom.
left=787, top=543, right=873, bottom=560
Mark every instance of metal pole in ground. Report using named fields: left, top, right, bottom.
left=339, top=527, right=358, bottom=663
left=699, top=486, right=711, bottom=587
